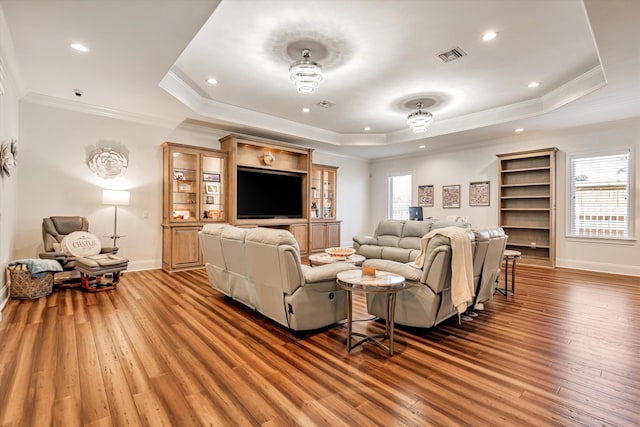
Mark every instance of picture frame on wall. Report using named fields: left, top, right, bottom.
left=418, top=184, right=434, bottom=207
left=442, top=184, right=461, bottom=208
left=203, top=172, right=220, bottom=182
left=469, top=181, right=490, bottom=206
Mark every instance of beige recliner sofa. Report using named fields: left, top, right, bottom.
left=359, top=222, right=507, bottom=328
left=352, top=218, right=470, bottom=263
left=199, top=224, right=357, bottom=331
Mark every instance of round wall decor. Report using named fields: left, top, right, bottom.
left=88, top=147, right=128, bottom=179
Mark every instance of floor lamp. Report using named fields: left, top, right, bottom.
left=102, top=189, right=130, bottom=247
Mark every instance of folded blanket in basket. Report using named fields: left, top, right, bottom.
left=8, top=259, right=63, bottom=277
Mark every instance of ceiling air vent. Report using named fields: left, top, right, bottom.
left=436, top=47, right=467, bottom=63
left=317, top=100, right=336, bottom=109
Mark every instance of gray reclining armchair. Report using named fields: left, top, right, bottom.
left=39, top=216, right=117, bottom=270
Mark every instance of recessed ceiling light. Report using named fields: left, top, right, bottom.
left=515, top=128, right=524, bottom=132
left=70, top=43, right=89, bottom=52
left=302, top=107, right=310, bottom=113
left=419, top=145, right=426, bottom=149
left=482, top=32, right=497, bottom=41
left=528, top=81, right=541, bottom=88
left=364, top=127, right=371, bottom=131
left=206, top=78, right=218, bottom=85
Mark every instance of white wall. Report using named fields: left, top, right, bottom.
left=0, top=7, right=20, bottom=313
left=369, top=117, right=640, bottom=276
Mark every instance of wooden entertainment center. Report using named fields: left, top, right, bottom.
left=162, top=134, right=341, bottom=272
left=220, top=134, right=313, bottom=254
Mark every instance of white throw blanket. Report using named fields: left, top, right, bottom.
left=413, top=227, right=474, bottom=315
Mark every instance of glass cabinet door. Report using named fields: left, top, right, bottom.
left=322, top=169, right=335, bottom=219
left=201, top=154, right=226, bottom=222
left=311, top=169, right=322, bottom=219
left=171, top=150, right=199, bottom=222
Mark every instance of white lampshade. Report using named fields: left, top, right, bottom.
left=102, top=189, right=130, bottom=206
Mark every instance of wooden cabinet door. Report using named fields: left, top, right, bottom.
left=289, top=223, right=308, bottom=255
left=172, top=227, right=202, bottom=269
left=311, top=223, right=326, bottom=252
left=325, top=222, right=341, bottom=248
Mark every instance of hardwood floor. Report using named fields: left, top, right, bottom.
left=0, top=265, right=638, bottom=426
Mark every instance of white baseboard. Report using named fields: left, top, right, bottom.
left=556, top=258, right=640, bottom=277
left=127, top=259, right=162, bottom=272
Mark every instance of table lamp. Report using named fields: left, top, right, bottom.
left=102, top=189, right=130, bottom=247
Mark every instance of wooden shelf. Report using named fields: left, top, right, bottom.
left=501, top=182, right=550, bottom=188
left=501, top=195, right=550, bottom=199
left=498, top=147, right=557, bottom=267
left=501, top=225, right=550, bottom=230
left=501, top=166, right=551, bottom=173
left=501, top=208, right=550, bottom=211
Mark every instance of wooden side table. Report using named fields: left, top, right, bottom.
left=498, top=249, right=521, bottom=296
left=336, top=270, right=405, bottom=355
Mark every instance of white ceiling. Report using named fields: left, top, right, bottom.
left=2, top=0, right=639, bottom=159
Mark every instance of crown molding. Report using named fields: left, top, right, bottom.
left=21, top=92, right=180, bottom=129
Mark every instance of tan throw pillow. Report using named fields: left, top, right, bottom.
left=61, top=231, right=102, bottom=256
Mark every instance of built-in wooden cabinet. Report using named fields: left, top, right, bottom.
left=310, top=164, right=341, bottom=252
left=162, top=142, right=227, bottom=271
left=220, top=134, right=312, bottom=254
left=497, top=147, right=558, bottom=267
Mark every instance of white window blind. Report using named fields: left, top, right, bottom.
left=570, top=151, right=631, bottom=238
left=388, top=174, right=412, bottom=220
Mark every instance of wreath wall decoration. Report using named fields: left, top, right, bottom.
left=87, top=147, right=129, bottom=179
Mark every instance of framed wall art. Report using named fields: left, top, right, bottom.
left=418, top=184, right=434, bottom=207
left=469, top=181, right=490, bottom=206
left=442, top=184, right=461, bottom=208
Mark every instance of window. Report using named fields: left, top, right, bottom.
left=388, top=174, right=412, bottom=220
left=570, top=150, right=632, bottom=239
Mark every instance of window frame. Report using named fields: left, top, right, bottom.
left=567, top=147, right=635, bottom=242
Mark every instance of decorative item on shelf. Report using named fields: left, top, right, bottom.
left=262, top=152, right=276, bottom=166
left=0, top=138, right=17, bottom=178
left=311, top=202, right=318, bottom=218
left=205, top=183, right=219, bottom=194
left=203, top=172, right=220, bottom=182
left=407, top=101, right=433, bottom=133
left=88, top=146, right=128, bottom=179
left=173, top=170, right=185, bottom=180
left=102, top=189, right=130, bottom=247
left=177, top=180, right=194, bottom=192
left=289, top=49, right=324, bottom=94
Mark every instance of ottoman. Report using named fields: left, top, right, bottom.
left=74, top=254, right=129, bottom=292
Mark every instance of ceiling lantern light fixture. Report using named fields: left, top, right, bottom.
left=407, top=102, right=433, bottom=133
left=289, top=49, right=324, bottom=94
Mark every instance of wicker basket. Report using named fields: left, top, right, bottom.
left=9, top=269, right=54, bottom=299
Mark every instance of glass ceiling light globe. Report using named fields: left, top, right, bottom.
left=407, top=102, right=434, bottom=133
left=289, top=49, right=324, bottom=94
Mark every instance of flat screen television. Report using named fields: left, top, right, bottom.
left=236, top=167, right=304, bottom=219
